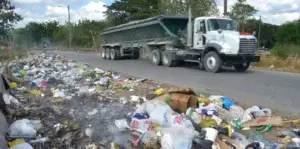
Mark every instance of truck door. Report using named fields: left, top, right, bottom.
left=193, top=20, right=207, bottom=50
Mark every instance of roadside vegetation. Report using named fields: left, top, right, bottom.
left=0, top=0, right=300, bottom=72
left=253, top=21, right=300, bottom=73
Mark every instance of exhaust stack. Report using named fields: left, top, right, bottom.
left=187, top=6, right=193, bottom=47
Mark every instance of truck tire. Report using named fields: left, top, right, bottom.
left=116, top=50, right=121, bottom=60
left=162, top=52, right=177, bottom=67
left=151, top=50, right=162, bottom=65
left=106, top=49, right=111, bottom=60
left=133, top=50, right=140, bottom=59
left=110, top=48, right=118, bottom=60
left=233, top=62, right=250, bottom=72
left=203, top=51, right=223, bottom=73
left=101, top=49, right=106, bottom=59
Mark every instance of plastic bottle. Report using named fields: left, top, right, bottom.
left=231, top=132, right=251, bottom=148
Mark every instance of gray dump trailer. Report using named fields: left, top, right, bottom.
left=100, top=12, right=260, bottom=73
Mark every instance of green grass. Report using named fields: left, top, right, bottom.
left=271, top=44, right=300, bottom=59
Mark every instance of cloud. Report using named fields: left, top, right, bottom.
left=13, top=1, right=107, bottom=28
left=11, top=0, right=300, bottom=28
left=11, top=0, right=42, bottom=4
left=217, top=0, right=300, bottom=25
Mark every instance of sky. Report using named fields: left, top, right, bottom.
left=11, top=0, right=300, bottom=28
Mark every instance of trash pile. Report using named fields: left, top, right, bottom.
left=1, top=54, right=300, bottom=149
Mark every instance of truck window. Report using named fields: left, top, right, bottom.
left=207, top=19, right=237, bottom=31
left=200, top=20, right=206, bottom=34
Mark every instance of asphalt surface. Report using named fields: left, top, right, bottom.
left=51, top=51, right=300, bottom=116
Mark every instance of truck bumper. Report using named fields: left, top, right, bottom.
left=224, top=54, right=260, bottom=64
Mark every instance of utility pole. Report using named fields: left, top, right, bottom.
left=68, top=5, right=71, bottom=49
left=224, top=0, right=228, bottom=16
left=258, top=15, right=261, bottom=49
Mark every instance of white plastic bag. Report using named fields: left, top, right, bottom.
left=3, top=93, right=19, bottom=105
left=8, top=119, right=41, bottom=138
left=130, top=118, right=152, bottom=133
left=145, top=100, right=173, bottom=127
left=115, top=119, right=129, bottom=131
left=161, top=126, right=199, bottom=149
left=228, top=105, right=244, bottom=121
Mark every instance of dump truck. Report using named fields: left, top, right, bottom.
left=100, top=10, right=260, bottom=73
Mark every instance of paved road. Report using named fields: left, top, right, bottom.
left=51, top=51, right=300, bottom=116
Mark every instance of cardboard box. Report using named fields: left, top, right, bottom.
left=154, top=90, right=198, bottom=113
left=243, top=116, right=283, bottom=127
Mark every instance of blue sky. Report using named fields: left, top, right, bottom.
left=11, top=0, right=300, bottom=28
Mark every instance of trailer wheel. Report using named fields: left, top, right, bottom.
left=133, top=50, right=140, bottom=59
left=116, top=50, right=121, bottom=60
left=151, top=50, right=162, bottom=65
left=106, top=49, right=111, bottom=60
left=110, top=48, right=118, bottom=60
left=162, top=52, right=177, bottom=67
left=203, top=51, right=223, bottom=73
left=101, top=49, right=106, bottom=59
left=233, top=62, right=250, bottom=72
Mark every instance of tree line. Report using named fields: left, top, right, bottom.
left=0, top=0, right=299, bottom=52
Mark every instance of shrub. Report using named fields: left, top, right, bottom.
left=271, top=44, right=300, bottom=59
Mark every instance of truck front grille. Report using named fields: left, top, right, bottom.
left=239, top=38, right=256, bottom=54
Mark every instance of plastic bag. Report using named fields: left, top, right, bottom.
left=145, top=100, right=173, bottom=127
left=8, top=119, right=41, bottom=138
left=172, top=115, right=194, bottom=129
left=130, top=118, right=152, bottom=133
left=10, top=142, right=33, bottom=149
left=161, top=126, right=199, bottom=149
left=208, top=95, right=224, bottom=107
left=221, top=97, right=236, bottom=110
left=53, top=89, right=65, bottom=98
left=3, top=93, right=19, bottom=105
left=115, top=119, right=129, bottom=131
left=94, top=77, right=109, bottom=85
left=229, top=105, right=244, bottom=121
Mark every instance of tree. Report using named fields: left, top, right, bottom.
left=161, top=0, right=219, bottom=17
left=276, top=21, right=300, bottom=45
left=104, top=0, right=162, bottom=25
left=0, top=0, right=22, bottom=35
left=228, top=0, right=257, bottom=31
left=25, top=22, right=46, bottom=45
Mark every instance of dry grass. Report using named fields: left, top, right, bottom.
left=252, top=54, right=300, bottom=73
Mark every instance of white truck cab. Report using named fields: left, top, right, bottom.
left=191, top=16, right=259, bottom=72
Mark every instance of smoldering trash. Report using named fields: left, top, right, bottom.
left=1, top=54, right=300, bottom=149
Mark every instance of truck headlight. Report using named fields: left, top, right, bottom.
left=220, top=48, right=231, bottom=53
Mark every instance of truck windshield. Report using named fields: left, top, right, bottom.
left=207, top=19, right=237, bottom=31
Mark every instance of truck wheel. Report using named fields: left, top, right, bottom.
left=234, top=62, right=250, bottom=72
left=203, top=51, right=223, bottom=73
left=101, top=49, right=106, bottom=59
left=151, top=50, right=162, bottom=65
left=133, top=50, right=140, bottom=59
left=110, top=48, right=118, bottom=60
left=162, top=52, right=177, bottom=67
left=106, top=49, right=111, bottom=60
left=116, top=50, right=121, bottom=60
